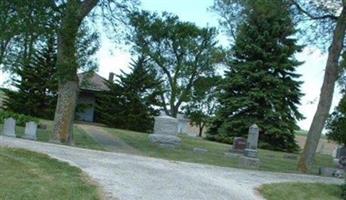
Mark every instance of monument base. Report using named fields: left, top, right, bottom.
left=230, top=149, right=245, bottom=154
left=244, top=148, right=258, bottom=158
left=239, top=156, right=260, bottom=169
left=3, top=133, right=16, bottom=138
left=148, top=134, right=181, bottom=148
left=23, top=135, right=36, bottom=140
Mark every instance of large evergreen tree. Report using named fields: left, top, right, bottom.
left=208, top=0, right=304, bottom=152
left=3, top=41, right=58, bottom=119
left=96, top=57, right=161, bottom=132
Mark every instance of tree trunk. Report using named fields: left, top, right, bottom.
left=51, top=0, right=98, bottom=144
left=51, top=80, right=78, bottom=144
left=198, top=126, right=204, bottom=137
left=298, top=7, right=346, bottom=173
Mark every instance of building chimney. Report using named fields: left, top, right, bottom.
left=108, top=72, right=115, bottom=82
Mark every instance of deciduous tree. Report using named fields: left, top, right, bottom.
left=128, top=11, right=223, bottom=117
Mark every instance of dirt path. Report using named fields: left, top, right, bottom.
left=77, top=124, right=139, bottom=154
left=0, top=136, right=342, bottom=200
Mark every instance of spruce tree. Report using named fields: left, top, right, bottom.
left=208, top=0, right=304, bottom=152
left=96, top=57, right=161, bottom=132
left=3, top=41, right=58, bottom=119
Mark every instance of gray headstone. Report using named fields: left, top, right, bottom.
left=3, top=118, right=16, bottom=137
left=283, top=154, right=298, bottom=160
left=149, top=115, right=181, bottom=148
left=153, top=115, right=178, bottom=136
left=193, top=147, right=208, bottom=154
left=247, top=124, right=259, bottom=149
left=244, top=124, right=259, bottom=158
left=24, top=121, right=37, bottom=140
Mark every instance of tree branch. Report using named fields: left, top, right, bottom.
left=292, top=1, right=338, bottom=21
left=78, top=0, right=99, bottom=21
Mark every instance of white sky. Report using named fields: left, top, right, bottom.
left=0, top=0, right=342, bottom=131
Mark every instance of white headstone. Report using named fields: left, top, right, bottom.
left=24, top=121, right=37, bottom=140
left=153, top=115, right=178, bottom=136
left=149, top=115, right=181, bottom=148
left=3, top=118, right=16, bottom=137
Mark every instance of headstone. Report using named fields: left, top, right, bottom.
left=2, top=118, right=16, bottom=137
left=283, top=154, right=298, bottom=160
left=231, top=137, right=247, bottom=153
left=244, top=124, right=259, bottom=158
left=193, top=147, right=208, bottom=154
left=240, top=124, right=260, bottom=168
left=23, top=121, right=37, bottom=140
left=148, top=115, right=181, bottom=148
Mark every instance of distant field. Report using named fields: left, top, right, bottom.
left=295, top=129, right=336, bottom=155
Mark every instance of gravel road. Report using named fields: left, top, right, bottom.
left=0, top=136, right=342, bottom=200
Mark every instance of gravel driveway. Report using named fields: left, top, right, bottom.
left=0, top=136, right=342, bottom=200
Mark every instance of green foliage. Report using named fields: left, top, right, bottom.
left=3, top=40, right=58, bottom=120
left=128, top=11, right=224, bottom=117
left=0, top=111, right=38, bottom=126
left=96, top=57, right=161, bottom=132
left=184, top=76, right=222, bottom=136
left=209, top=0, right=303, bottom=152
left=326, top=94, right=346, bottom=146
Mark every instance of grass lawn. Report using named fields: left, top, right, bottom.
left=0, top=119, right=104, bottom=151
left=259, top=182, right=342, bottom=200
left=106, top=127, right=335, bottom=174
left=0, top=147, right=102, bottom=200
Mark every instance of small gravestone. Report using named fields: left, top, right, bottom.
left=3, top=118, right=16, bottom=137
left=193, top=147, right=208, bottom=154
left=231, top=137, right=247, bottom=153
left=239, top=124, right=260, bottom=168
left=283, top=154, right=298, bottom=160
left=23, top=121, right=37, bottom=140
left=148, top=115, right=181, bottom=148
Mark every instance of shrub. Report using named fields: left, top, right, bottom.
left=0, top=111, right=38, bottom=126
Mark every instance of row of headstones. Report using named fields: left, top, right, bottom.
left=1, top=118, right=37, bottom=140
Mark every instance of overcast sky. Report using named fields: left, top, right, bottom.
left=0, top=0, right=342, bottom=131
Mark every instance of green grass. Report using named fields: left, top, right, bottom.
left=0, top=119, right=104, bottom=151
left=0, top=147, right=102, bottom=200
left=106, top=127, right=335, bottom=174
left=259, top=182, right=342, bottom=200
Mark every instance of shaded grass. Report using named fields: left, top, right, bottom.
left=0, top=147, right=102, bottom=200
left=106, top=127, right=335, bottom=174
left=259, top=182, right=342, bottom=200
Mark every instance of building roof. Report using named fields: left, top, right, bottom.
left=78, top=72, right=110, bottom=92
